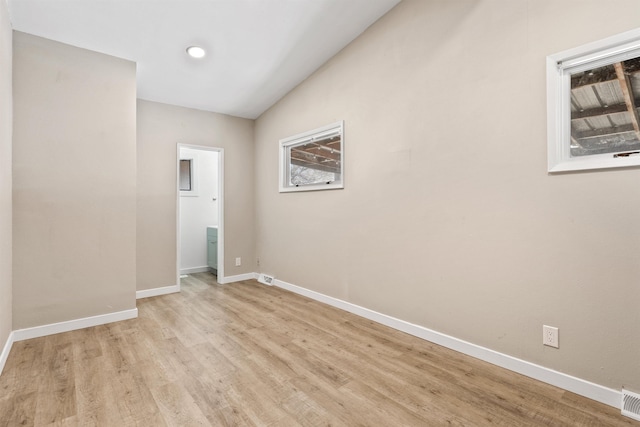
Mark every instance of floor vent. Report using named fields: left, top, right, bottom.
left=258, top=274, right=274, bottom=286
left=622, top=389, right=640, bottom=421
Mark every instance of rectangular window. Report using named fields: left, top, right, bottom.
left=279, top=121, right=344, bottom=192
left=547, top=28, right=640, bottom=172
left=179, top=158, right=198, bottom=196
left=179, top=159, right=192, bottom=191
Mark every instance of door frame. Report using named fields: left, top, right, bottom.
left=176, top=143, right=225, bottom=287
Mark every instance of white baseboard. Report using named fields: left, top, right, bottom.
left=12, top=308, right=138, bottom=342
left=136, top=284, right=180, bottom=299
left=272, top=277, right=621, bottom=409
left=179, top=266, right=210, bottom=275
left=219, top=272, right=258, bottom=284
left=0, top=331, right=15, bottom=376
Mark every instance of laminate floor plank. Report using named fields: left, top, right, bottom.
left=0, top=339, right=45, bottom=398
left=150, top=381, right=210, bottom=426
left=74, top=356, right=119, bottom=426
left=1, top=273, right=638, bottom=426
left=213, top=369, right=299, bottom=426
left=0, top=391, right=37, bottom=426
left=207, top=404, right=255, bottom=427
left=33, top=339, right=76, bottom=426
left=288, top=330, right=483, bottom=425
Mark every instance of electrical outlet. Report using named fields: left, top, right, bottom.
left=543, top=325, right=559, bottom=348
left=235, top=257, right=241, bottom=267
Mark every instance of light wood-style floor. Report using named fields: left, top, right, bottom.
left=0, top=273, right=637, bottom=426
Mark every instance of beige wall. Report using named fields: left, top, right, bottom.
left=12, top=32, right=137, bottom=329
left=255, top=0, right=640, bottom=391
left=137, top=100, right=254, bottom=291
left=0, top=0, right=12, bottom=350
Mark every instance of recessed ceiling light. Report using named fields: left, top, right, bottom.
left=186, top=46, right=206, bottom=59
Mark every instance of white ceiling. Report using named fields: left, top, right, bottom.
left=7, top=0, right=400, bottom=119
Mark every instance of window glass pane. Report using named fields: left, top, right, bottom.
left=288, top=135, right=341, bottom=186
left=179, top=159, right=192, bottom=191
left=570, top=57, right=640, bottom=157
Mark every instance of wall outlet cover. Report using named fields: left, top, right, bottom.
left=543, top=325, right=559, bottom=348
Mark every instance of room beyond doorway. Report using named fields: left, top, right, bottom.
left=177, top=144, right=224, bottom=286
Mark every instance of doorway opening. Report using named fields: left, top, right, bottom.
left=176, top=144, right=224, bottom=288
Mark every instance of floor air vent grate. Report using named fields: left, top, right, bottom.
left=622, top=389, right=640, bottom=421
left=258, top=274, right=274, bottom=286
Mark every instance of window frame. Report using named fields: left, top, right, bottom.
left=279, top=121, right=344, bottom=193
left=547, top=28, right=640, bottom=172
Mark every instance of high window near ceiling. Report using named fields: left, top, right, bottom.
left=570, top=58, right=640, bottom=157
left=279, top=121, right=344, bottom=192
left=547, top=29, right=640, bottom=172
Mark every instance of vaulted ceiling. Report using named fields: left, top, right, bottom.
left=7, top=0, right=400, bottom=119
